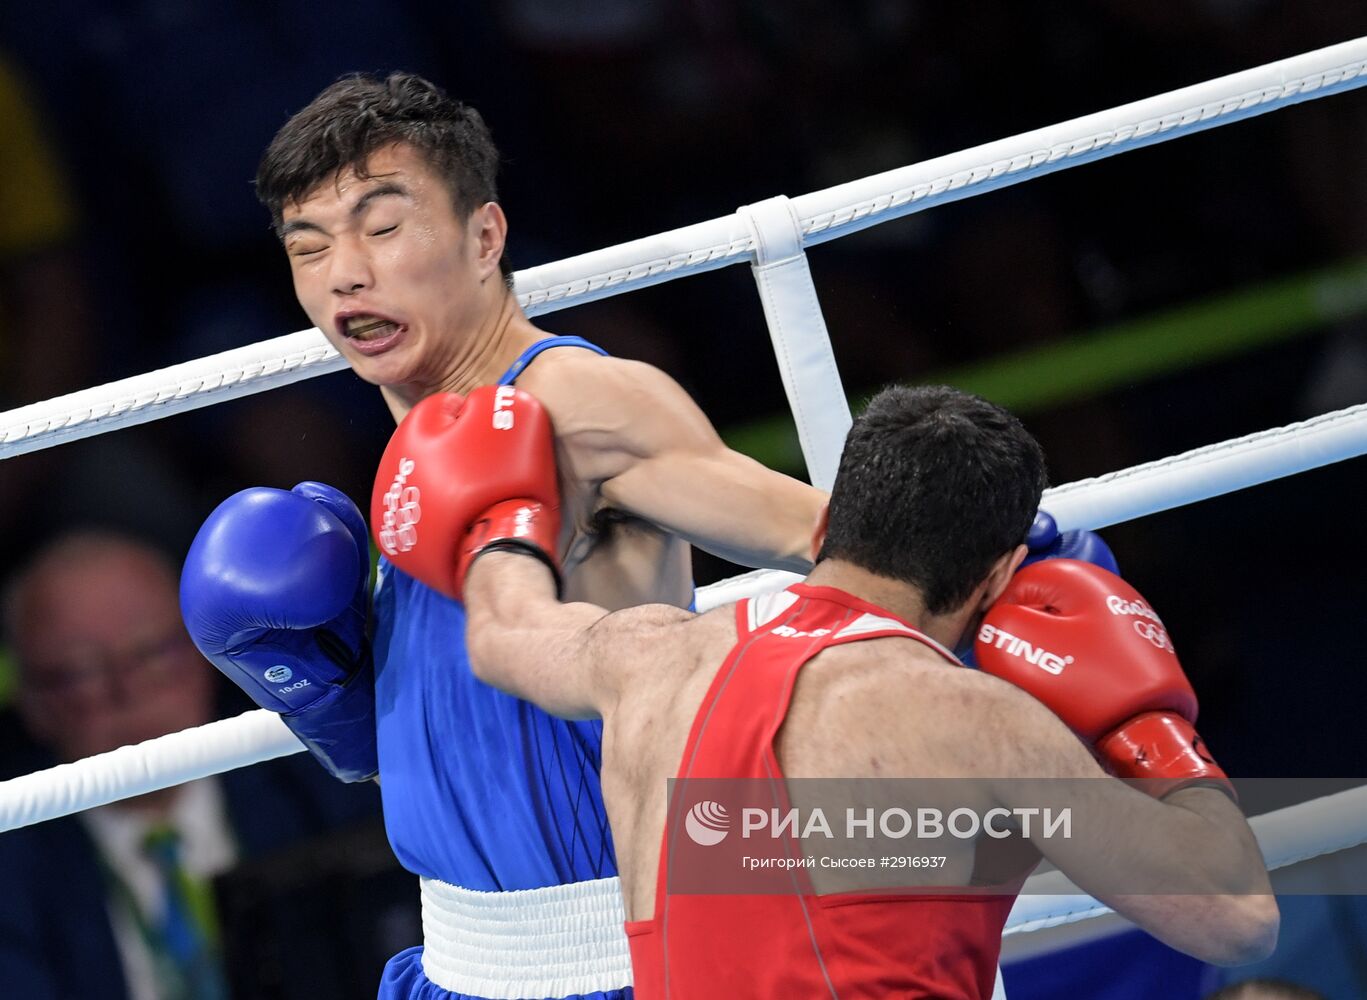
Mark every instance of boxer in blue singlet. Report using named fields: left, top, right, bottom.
left=372, top=338, right=626, bottom=998
left=181, top=74, right=822, bottom=999
left=375, top=336, right=614, bottom=892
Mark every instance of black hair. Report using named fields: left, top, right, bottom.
left=256, top=71, right=510, bottom=283
left=819, top=385, right=1047, bottom=614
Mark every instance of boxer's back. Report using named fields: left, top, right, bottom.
left=604, top=585, right=1022, bottom=998
left=602, top=594, right=1027, bottom=918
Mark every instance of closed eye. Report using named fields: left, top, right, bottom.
left=286, top=239, right=328, bottom=257
left=370, top=225, right=397, bottom=237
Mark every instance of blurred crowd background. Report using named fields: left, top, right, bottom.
left=0, top=2, right=1364, bottom=998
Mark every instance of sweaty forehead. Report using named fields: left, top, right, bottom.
left=283, top=144, right=442, bottom=220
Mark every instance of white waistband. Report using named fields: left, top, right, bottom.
left=419, top=875, right=633, bottom=998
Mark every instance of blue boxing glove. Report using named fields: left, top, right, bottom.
left=960, top=510, right=1120, bottom=667
left=1021, top=510, right=1119, bottom=574
left=181, top=481, right=378, bottom=782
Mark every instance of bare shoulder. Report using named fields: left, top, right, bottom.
left=519, top=352, right=714, bottom=464
left=602, top=603, right=736, bottom=682
left=781, top=638, right=1090, bottom=779
left=518, top=350, right=691, bottom=432
left=586, top=599, right=696, bottom=655
left=604, top=602, right=739, bottom=752
left=584, top=601, right=735, bottom=682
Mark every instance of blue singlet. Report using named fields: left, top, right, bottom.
left=372, top=335, right=615, bottom=889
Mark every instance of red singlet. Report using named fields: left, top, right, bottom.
left=625, top=583, right=1022, bottom=998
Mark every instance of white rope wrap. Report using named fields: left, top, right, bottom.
left=418, top=876, right=632, bottom=998
left=741, top=195, right=850, bottom=491
left=0, top=331, right=346, bottom=459
left=2, top=37, right=1363, bottom=459
left=0, top=711, right=302, bottom=833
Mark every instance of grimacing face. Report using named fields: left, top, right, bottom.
left=281, top=142, right=504, bottom=391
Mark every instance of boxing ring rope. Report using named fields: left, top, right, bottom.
left=1, top=36, right=1363, bottom=460
left=0, top=35, right=1365, bottom=945
left=0, top=711, right=302, bottom=833
left=3, top=395, right=1365, bottom=933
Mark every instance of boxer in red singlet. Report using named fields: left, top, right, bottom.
left=383, top=382, right=1279, bottom=998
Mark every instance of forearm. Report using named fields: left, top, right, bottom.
left=695, top=463, right=823, bottom=572
left=463, top=551, right=610, bottom=718
left=1037, top=785, right=1276, bottom=964
left=977, top=558, right=1277, bottom=962
left=603, top=449, right=825, bottom=573
left=1109, top=890, right=1278, bottom=966
left=1160, top=788, right=1271, bottom=893
left=1108, top=788, right=1277, bottom=965
left=1112, top=788, right=1269, bottom=896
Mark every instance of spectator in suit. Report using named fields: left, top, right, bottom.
left=0, top=530, right=389, bottom=999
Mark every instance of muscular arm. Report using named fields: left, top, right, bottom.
left=464, top=550, right=690, bottom=719
left=525, top=356, right=824, bottom=572
left=972, top=677, right=1278, bottom=966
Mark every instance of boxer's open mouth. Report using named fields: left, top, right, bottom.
left=344, top=315, right=399, bottom=341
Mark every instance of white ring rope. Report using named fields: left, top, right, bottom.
left=519, top=35, right=1366, bottom=305
left=0, top=711, right=301, bottom=833
left=1040, top=400, right=1367, bottom=532
left=0, top=331, right=348, bottom=459
left=0, top=37, right=1363, bottom=460
left=689, top=401, right=1367, bottom=609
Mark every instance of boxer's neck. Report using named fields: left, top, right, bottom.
left=803, top=560, right=972, bottom=653
left=382, top=290, right=542, bottom=422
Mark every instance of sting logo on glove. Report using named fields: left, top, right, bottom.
left=492, top=385, right=517, bottom=429
left=976, top=622, right=1074, bottom=676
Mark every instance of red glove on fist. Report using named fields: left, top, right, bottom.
left=975, top=559, right=1232, bottom=799
left=371, top=385, right=561, bottom=600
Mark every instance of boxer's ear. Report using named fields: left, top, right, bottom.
left=981, top=544, right=1028, bottom=610
left=809, top=503, right=830, bottom=564
left=469, top=201, right=507, bottom=281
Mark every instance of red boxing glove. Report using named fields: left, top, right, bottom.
left=975, top=559, right=1232, bottom=799
left=371, top=385, right=561, bottom=600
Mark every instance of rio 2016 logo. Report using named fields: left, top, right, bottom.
left=1133, top=620, right=1175, bottom=653
left=378, top=457, right=421, bottom=555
